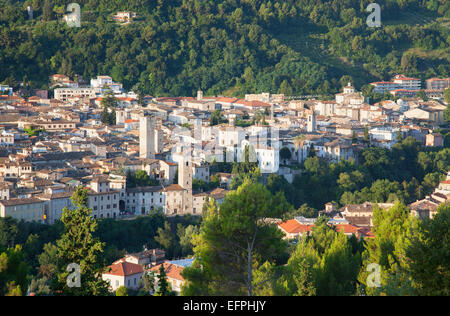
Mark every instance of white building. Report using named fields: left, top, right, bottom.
left=102, top=261, right=144, bottom=292
left=0, top=131, right=14, bottom=145
left=335, top=83, right=365, bottom=106
left=0, top=198, right=45, bottom=223
left=90, top=76, right=123, bottom=94
left=370, top=81, right=400, bottom=94
left=218, top=126, right=245, bottom=147
left=0, top=183, right=10, bottom=200
left=37, top=191, right=74, bottom=225
left=369, top=127, right=400, bottom=149
left=314, top=101, right=336, bottom=116
left=393, top=75, right=421, bottom=90
left=54, top=88, right=95, bottom=101
left=88, top=178, right=120, bottom=219
left=193, top=163, right=210, bottom=182
left=126, top=186, right=166, bottom=215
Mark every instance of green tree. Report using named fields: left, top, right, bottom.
left=0, top=217, right=19, bottom=249
left=358, top=203, right=419, bottom=296
left=42, top=0, right=53, bottom=21
left=37, top=242, right=59, bottom=281
left=416, top=90, right=428, bottom=101
left=115, top=286, right=129, bottom=296
left=284, top=204, right=318, bottom=220
left=364, top=127, right=370, bottom=145
left=101, top=87, right=118, bottom=126
left=406, top=203, right=450, bottom=295
left=52, top=188, right=109, bottom=296
left=28, top=277, right=52, bottom=296
left=177, top=224, right=199, bottom=257
left=0, top=245, right=29, bottom=296
left=280, top=218, right=360, bottom=296
left=126, top=170, right=158, bottom=188
left=71, top=186, right=88, bottom=209
left=209, top=110, right=227, bottom=126
left=101, top=87, right=118, bottom=109
left=314, top=231, right=360, bottom=296
left=155, top=222, right=179, bottom=259
left=401, top=51, right=418, bottom=72
left=444, top=88, right=450, bottom=122
left=155, top=264, right=174, bottom=296
left=182, top=179, right=289, bottom=296
left=139, top=271, right=155, bottom=296
left=284, top=241, right=319, bottom=296
left=279, top=80, right=293, bottom=96
left=444, top=88, right=450, bottom=103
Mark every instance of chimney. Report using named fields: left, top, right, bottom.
left=197, top=90, right=203, bottom=101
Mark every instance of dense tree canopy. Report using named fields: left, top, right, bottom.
left=0, top=0, right=448, bottom=98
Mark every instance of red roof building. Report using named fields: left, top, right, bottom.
left=102, top=261, right=144, bottom=292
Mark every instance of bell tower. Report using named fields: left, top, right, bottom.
left=178, top=157, right=193, bottom=214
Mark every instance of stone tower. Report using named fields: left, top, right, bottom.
left=139, top=115, right=155, bottom=159
left=178, top=157, right=193, bottom=214
left=307, top=111, right=316, bottom=133
left=154, top=129, right=164, bottom=154
left=179, top=157, right=192, bottom=191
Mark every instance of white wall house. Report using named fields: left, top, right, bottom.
left=102, top=261, right=144, bottom=292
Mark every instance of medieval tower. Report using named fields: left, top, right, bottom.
left=178, top=157, right=193, bottom=214
left=139, top=115, right=155, bottom=159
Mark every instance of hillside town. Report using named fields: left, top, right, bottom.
left=0, top=73, right=449, bottom=294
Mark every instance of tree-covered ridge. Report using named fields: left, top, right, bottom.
left=0, top=0, right=449, bottom=97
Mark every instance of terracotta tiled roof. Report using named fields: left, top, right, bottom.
left=278, top=219, right=314, bottom=234
left=216, top=97, right=240, bottom=103
left=104, top=261, right=144, bottom=277
left=162, top=184, right=184, bottom=192
left=409, top=199, right=439, bottom=211
left=334, top=224, right=361, bottom=235
left=358, top=227, right=375, bottom=239
left=150, top=262, right=185, bottom=281
left=426, top=78, right=450, bottom=81
left=235, top=100, right=271, bottom=108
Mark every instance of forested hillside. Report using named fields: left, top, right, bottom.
left=0, top=0, right=449, bottom=97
